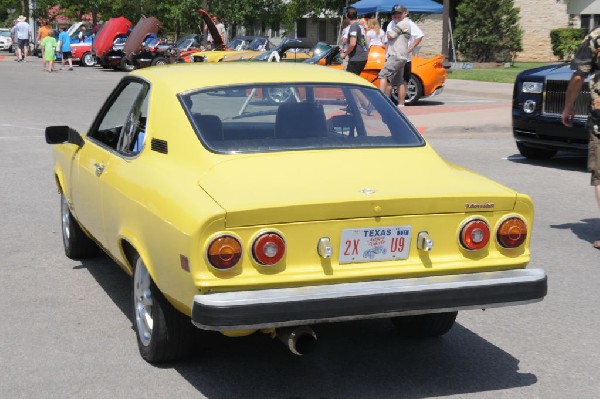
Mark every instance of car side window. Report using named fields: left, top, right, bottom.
left=88, top=81, right=147, bottom=151
left=117, top=91, right=149, bottom=156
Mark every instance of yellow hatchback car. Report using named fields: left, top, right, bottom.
left=46, top=63, right=547, bottom=363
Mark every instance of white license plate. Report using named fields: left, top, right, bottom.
left=339, top=226, right=412, bottom=264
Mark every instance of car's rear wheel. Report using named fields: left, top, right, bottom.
left=121, top=57, right=136, bottom=72
left=516, top=142, right=557, bottom=160
left=151, top=57, right=168, bottom=66
left=133, top=255, right=194, bottom=363
left=391, top=74, right=423, bottom=105
left=81, top=52, right=96, bottom=67
left=61, top=194, right=97, bottom=259
left=390, top=311, right=457, bottom=338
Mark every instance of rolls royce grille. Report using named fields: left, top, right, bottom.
left=543, top=80, right=590, bottom=117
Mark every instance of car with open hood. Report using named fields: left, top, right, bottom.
left=512, top=63, right=590, bottom=159
left=45, top=62, right=547, bottom=363
left=69, top=16, right=132, bottom=67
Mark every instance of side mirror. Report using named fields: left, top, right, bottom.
left=45, top=126, right=85, bottom=147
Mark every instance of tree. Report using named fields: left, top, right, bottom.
left=454, top=0, right=523, bottom=63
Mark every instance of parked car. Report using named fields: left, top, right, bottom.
left=130, top=33, right=202, bottom=69
left=192, top=35, right=272, bottom=62
left=70, top=16, right=133, bottom=67
left=0, top=28, right=12, bottom=51
left=512, top=63, right=590, bottom=159
left=99, top=17, right=159, bottom=70
left=46, top=62, right=546, bottom=363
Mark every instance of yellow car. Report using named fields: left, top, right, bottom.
left=46, top=63, right=547, bottom=363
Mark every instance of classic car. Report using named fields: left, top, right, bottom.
left=100, top=17, right=160, bottom=71
left=513, top=63, right=590, bottom=159
left=118, top=17, right=201, bottom=71
left=0, top=28, right=12, bottom=51
left=70, top=16, right=133, bottom=67
left=191, top=35, right=273, bottom=62
left=305, top=44, right=446, bottom=105
left=46, top=62, right=547, bottom=363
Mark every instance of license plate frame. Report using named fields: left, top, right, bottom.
left=338, top=225, right=412, bottom=264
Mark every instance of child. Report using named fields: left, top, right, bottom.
left=40, top=30, right=57, bottom=72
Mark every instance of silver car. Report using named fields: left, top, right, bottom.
left=0, top=29, right=12, bottom=51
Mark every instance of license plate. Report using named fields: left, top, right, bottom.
left=339, top=226, right=412, bottom=264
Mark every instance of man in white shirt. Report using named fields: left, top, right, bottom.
left=12, top=15, right=31, bottom=62
left=403, top=12, right=425, bottom=96
left=379, top=5, right=411, bottom=107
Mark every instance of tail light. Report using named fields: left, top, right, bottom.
left=207, top=235, right=242, bottom=270
left=252, top=232, right=286, bottom=266
left=496, top=216, right=527, bottom=248
left=433, top=61, right=443, bottom=69
left=459, top=218, right=490, bottom=250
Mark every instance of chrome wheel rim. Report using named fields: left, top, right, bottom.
left=83, top=53, right=95, bottom=66
left=391, top=78, right=417, bottom=104
left=134, top=258, right=153, bottom=347
left=61, top=195, right=70, bottom=249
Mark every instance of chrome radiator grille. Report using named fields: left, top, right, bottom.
left=543, top=80, right=590, bottom=117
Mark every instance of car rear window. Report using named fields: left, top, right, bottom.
left=179, top=83, right=424, bottom=153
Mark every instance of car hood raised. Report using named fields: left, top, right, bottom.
left=198, top=149, right=518, bottom=227
left=124, top=17, right=162, bottom=56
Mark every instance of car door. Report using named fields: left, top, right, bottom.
left=70, top=80, right=147, bottom=249
left=100, top=82, right=150, bottom=258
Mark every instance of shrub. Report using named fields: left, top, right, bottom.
left=550, top=28, right=587, bottom=61
left=454, top=0, right=523, bottom=63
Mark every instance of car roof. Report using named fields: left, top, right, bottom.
left=131, top=63, right=373, bottom=94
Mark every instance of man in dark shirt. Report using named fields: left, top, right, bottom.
left=340, top=6, right=368, bottom=75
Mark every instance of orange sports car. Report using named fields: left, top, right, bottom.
left=309, top=44, right=446, bottom=105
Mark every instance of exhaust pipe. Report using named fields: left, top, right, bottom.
left=277, top=326, right=317, bottom=356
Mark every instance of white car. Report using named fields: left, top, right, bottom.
left=0, top=29, right=12, bottom=51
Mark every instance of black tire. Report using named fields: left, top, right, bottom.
left=132, top=256, right=194, bottom=363
left=121, top=57, right=136, bottom=72
left=61, top=193, right=97, bottom=259
left=391, top=74, right=423, bottom=105
left=516, top=142, right=557, bottom=160
left=390, top=311, right=457, bottom=338
left=151, top=57, right=167, bottom=66
left=81, top=52, right=96, bottom=67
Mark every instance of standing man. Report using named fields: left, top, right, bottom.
left=379, top=5, right=411, bottom=108
left=57, top=26, right=73, bottom=70
left=340, top=6, right=368, bottom=76
left=12, top=15, right=32, bottom=62
left=403, top=10, right=425, bottom=101
left=561, top=27, right=600, bottom=249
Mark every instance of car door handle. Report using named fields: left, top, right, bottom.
left=94, top=163, right=105, bottom=176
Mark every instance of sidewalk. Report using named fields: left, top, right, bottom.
left=443, top=78, right=513, bottom=101
left=403, top=79, right=513, bottom=135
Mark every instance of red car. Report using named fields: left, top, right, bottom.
left=71, top=16, right=132, bottom=67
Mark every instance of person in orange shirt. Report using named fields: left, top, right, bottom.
left=37, top=19, right=52, bottom=62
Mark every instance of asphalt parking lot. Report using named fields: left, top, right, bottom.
left=1, top=56, right=599, bottom=398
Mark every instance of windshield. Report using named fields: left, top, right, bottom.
left=179, top=83, right=423, bottom=154
left=0, top=31, right=10, bottom=37
left=227, top=38, right=248, bottom=50
left=247, top=38, right=267, bottom=50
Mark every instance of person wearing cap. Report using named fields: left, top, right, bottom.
left=403, top=10, right=425, bottom=94
left=379, top=5, right=411, bottom=107
left=340, top=6, right=368, bottom=76
left=12, top=15, right=32, bottom=62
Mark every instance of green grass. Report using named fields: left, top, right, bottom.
left=447, top=62, right=561, bottom=83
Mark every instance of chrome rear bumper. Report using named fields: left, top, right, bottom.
left=192, top=268, right=546, bottom=331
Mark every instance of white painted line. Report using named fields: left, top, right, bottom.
left=0, top=136, right=44, bottom=139
left=0, top=124, right=45, bottom=131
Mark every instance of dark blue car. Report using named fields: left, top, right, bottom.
left=512, top=63, right=590, bottom=159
